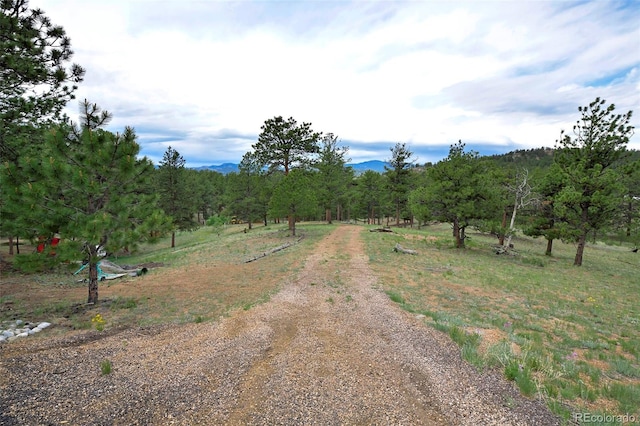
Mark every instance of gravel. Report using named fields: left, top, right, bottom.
left=0, top=226, right=560, bottom=425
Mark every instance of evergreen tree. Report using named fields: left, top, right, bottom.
left=355, top=170, right=386, bottom=225
left=553, top=98, right=634, bottom=266
left=1, top=0, right=84, bottom=254
left=225, top=153, right=269, bottom=228
left=385, top=143, right=415, bottom=226
left=316, top=133, right=352, bottom=223
left=408, top=141, right=498, bottom=248
left=9, top=100, right=170, bottom=303
left=523, top=163, right=565, bottom=256
left=156, top=146, right=197, bottom=248
left=251, top=116, right=321, bottom=175
left=1, top=0, right=85, bottom=161
left=618, top=159, right=640, bottom=240
left=249, top=116, right=321, bottom=230
left=268, top=169, right=316, bottom=236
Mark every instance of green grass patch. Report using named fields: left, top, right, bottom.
left=364, top=222, right=640, bottom=421
left=100, top=359, right=112, bottom=375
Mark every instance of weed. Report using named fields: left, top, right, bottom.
left=461, top=342, right=484, bottom=369
left=194, top=315, right=204, bottom=323
left=515, top=369, right=537, bottom=397
left=386, top=291, right=405, bottom=305
left=345, top=295, right=353, bottom=302
left=100, top=359, right=112, bottom=375
left=603, top=383, right=640, bottom=413
left=521, top=256, right=546, bottom=267
left=486, top=340, right=513, bottom=368
left=610, top=357, right=640, bottom=378
left=110, top=297, right=137, bottom=310
left=326, top=297, right=334, bottom=304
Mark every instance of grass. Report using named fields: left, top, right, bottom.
left=364, top=222, right=639, bottom=422
left=1, top=222, right=333, bottom=333
left=100, top=359, right=112, bottom=375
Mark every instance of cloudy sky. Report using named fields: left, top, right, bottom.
left=32, top=0, right=640, bottom=167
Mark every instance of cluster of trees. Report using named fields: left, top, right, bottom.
left=147, top=98, right=639, bottom=269
left=407, top=98, right=638, bottom=267
left=1, top=1, right=170, bottom=303
left=2, top=1, right=638, bottom=305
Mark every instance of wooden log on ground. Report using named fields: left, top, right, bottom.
left=245, top=236, right=303, bottom=263
left=393, top=243, right=417, bottom=255
left=370, top=227, right=394, bottom=233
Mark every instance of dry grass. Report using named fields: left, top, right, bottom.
left=1, top=223, right=327, bottom=334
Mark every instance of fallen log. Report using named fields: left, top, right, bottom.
left=493, top=245, right=518, bottom=255
left=393, top=243, right=417, bottom=255
left=370, top=228, right=394, bottom=233
left=245, top=236, right=303, bottom=263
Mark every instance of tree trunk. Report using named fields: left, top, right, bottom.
left=574, top=205, right=590, bottom=266
left=291, top=218, right=296, bottom=236
left=545, top=238, right=553, bottom=256
left=504, top=203, right=518, bottom=249
left=8, top=236, right=14, bottom=255
left=171, top=231, right=176, bottom=248
left=326, top=208, right=332, bottom=224
left=453, top=219, right=464, bottom=248
left=574, top=233, right=586, bottom=266
left=499, top=209, right=507, bottom=245
left=88, top=263, right=99, bottom=304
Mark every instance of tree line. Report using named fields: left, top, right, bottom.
left=2, top=1, right=638, bottom=304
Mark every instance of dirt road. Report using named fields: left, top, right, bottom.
left=0, top=225, right=559, bottom=425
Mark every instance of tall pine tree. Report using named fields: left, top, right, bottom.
left=553, top=98, right=634, bottom=266
left=156, top=146, right=197, bottom=247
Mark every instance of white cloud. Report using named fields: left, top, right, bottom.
left=29, top=0, right=640, bottom=166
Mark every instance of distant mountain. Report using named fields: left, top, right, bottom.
left=346, top=160, right=389, bottom=174
left=193, top=160, right=389, bottom=175
left=193, top=163, right=240, bottom=174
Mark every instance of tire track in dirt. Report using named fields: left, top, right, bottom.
left=220, top=225, right=559, bottom=425
left=217, top=225, right=447, bottom=424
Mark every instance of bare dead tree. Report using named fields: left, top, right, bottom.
left=503, top=169, right=537, bottom=250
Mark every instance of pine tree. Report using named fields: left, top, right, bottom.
left=156, top=146, right=197, bottom=247
left=385, top=143, right=415, bottom=226
left=12, top=100, right=170, bottom=303
left=1, top=0, right=85, bottom=161
left=1, top=0, right=85, bottom=254
left=409, top=141, right=499, bottom=248
left=268, top=169, right=316, bottom=236
left=317, top=133, right=352, bottom=223
left=553, top=98, right=634, bottom=266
